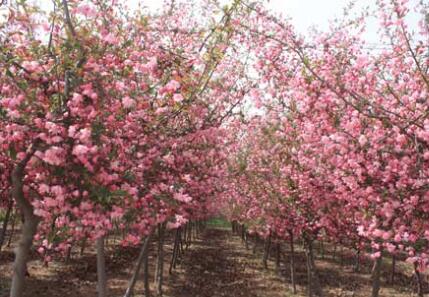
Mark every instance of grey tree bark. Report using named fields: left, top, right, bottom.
left=169, top=228, right=180, bottom=274
left=0, top=197, right=13, bottom=252
left=124, top=232, right=153, bottom=297
left=7, top=211, right=16, bottom=247
left=354, top=249, right=361, bottom=273
left=80, top=237, right=87, bottom=256
left=275, top=242, right=281, bottom=273
left=371, top=252, right=383, bottom=297
left=144, top=241, right=151, bottom=297
left=289, top=231, right=297, bottom=294
left=9, top=143, right=40, bottom=297
left=414, top=262, right=424, bottom=297
left=96, top=236, right=108, bottom=297
left=304, top=238, right=323, bottom=297
left=262, top=232, right=271, bottom=269
left=390, top=254, right=396, bottom=284
left=154, top=223, right=166, bottom=296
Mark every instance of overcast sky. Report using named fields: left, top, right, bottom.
left=133, top=0, right=421, bottom=46
left=1, top=0, right=422, bottom=46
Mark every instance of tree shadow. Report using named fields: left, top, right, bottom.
left=167, top=228, right=261, bottom=297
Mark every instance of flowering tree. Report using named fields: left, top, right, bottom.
left=1, top=0, right=429, bottom=297
left=0, top=0, right=256, bottom=296
left=224, top=1, right=429, bottom=297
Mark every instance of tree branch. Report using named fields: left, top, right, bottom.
left=62, top=0, right=76, bottom=37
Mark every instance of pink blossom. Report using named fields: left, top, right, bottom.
left=75, top=4, right=97, bottom=17
left=167, top=221, right=180, bottom=229
left=72, top=93, right=84, bottom=104
left=78, top=128, right=92, bottom=143
left=370, top=251, right=381, bottom=259
left=42, top=146, right=65, bottom=166
left=80, top=202, right=93, bottom=211
left=166, top=80, right=180, bottom=91
left=103, top=33, right=118, bottom=44
left=68, top=125, right=78, bottom=138
left=358, top=135, right=367, bottom=146
left=381, top=231, right=392, bottom=240
left=44, top=197, right=58, bottom=208
left=39, top=184, right=50, bottom=194
left=122, top=96, right=136, bottom=108
left=160, top=80, right=181, bottom=95
left=173, top=192, right=192, bottom=203
left=173, top=93, right=184, bottom=103
left=386, top=243, right=396, bottom=253
left=72, top=144, right=90, bottom=156
left=22, top=61, right=40, bottom=72
left=373, top=229, right=383, bottom=238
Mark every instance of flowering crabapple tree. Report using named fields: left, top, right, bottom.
left=0, top=0, right=257, bottom=296
left=223, top=1, right=429, bottom=297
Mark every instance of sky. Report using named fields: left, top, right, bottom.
left=128, top=0, right=421, bottom=46
left=1, top=0, right=422, bottom=46
left=135, top=0, right=376, bottom=30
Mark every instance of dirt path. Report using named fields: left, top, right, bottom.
left=0, top=227, right=289, bottom=297
left=1, top=226, right=422, bottom=297
left=166, top=228, right=289, bottom=297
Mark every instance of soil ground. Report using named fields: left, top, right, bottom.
left=0, top=226, right=427, bottom=297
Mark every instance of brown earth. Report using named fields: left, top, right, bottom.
left=0, top=227, right=427, bottom=297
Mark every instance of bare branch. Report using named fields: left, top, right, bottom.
left=48, top=0, right=57, bottom=53
left=62, top=0, right=76, bottom=37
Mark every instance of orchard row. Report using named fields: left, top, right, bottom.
left=1, top=1, right=428, bottom=297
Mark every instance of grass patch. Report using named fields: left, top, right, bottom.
left=206, top=217, right=231, bottom=229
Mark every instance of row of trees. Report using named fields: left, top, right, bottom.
left=1, top=0, right=429, bottom=297
left=224, top=1, right=429, bottom=297
left=0, top=0, right=256, bottom=296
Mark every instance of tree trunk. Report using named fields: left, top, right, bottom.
left=10, top=145, right=40, bottom=297
left=0, top=198, right=13, bottom=252
left=371, top=253, right=383, bottom=297
left=169, top=228, right=180, bottom=274
left=275, top=242, right=281, bottom=273
left=154, top=223, right=166, bottom=296
left=187, top=222, right=192, bottom=246
left=124, top=232, right=152, bottom=297
left=252, top=234, right=258, bottom=254
left=175, top=228, right=182, bottom=267
left=354, top=249, right=361, bottom=273
left=144, top=241, right=151, bottom=297
left=245, top=231, right=249, bottom=249
left=80, top=237, right=87, bottom=256
left=179, top=227, right=184, bottom=256
left=262, top=232, right=271, bottom=269
left=242, top=226, right=249, bottom=249
left=305, top=238, right=323, bottom=297
left=9, top=214, right=39, bottom=297
left=182, top=223, right=187, bottom=247
left=197, top=221, right=202, bottom=235
left=185, top=223, right=190, bottom=249
left=414, top=262, right=424, bottom=297
left=289, top=232, right=297, bottom=294
left=65, top=244, right=72, bottom=264
left=96, top=236, right=108, bottom=297
left=105, top=234, right=110, bottom=249
left=7, top=211, right=16, bottom=247
left=390, top=254, right=395, bottom=284
left=320, top=241, right=325, bottom=260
